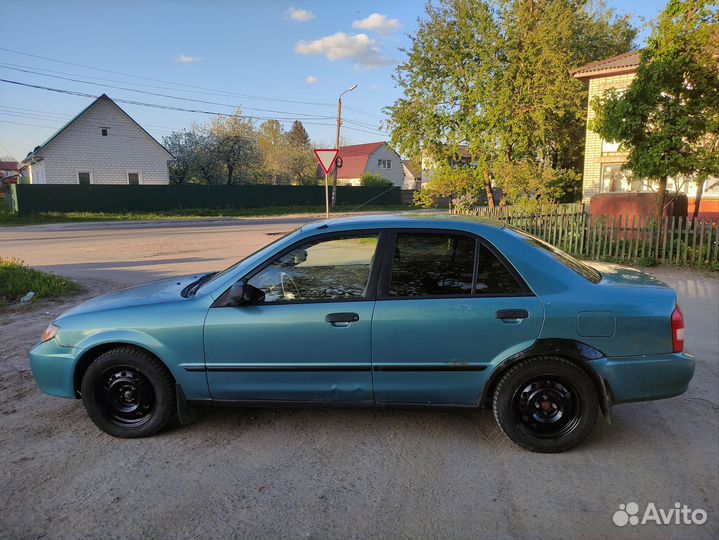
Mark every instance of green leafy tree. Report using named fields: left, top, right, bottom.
left=163, top=129, right=219, bottom=184
left=258, top=120, right=289, bottom=184
left=591, top=0, right=719, bottom=224
left=386, top=0, right=636, bottom=208
left=285, top=120, right=317, bottom=184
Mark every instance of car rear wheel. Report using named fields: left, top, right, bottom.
left=81, top=347, right=175, bottom=438
left=492, top=356, right=598, bottom=453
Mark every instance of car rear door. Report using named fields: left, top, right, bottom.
left=371, top=229, right=544, bottom=405
left=203, top=231, right=385, bottom=402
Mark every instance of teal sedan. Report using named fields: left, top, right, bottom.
left=29, top=214, right=694, bottom=452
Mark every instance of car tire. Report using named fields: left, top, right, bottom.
left=492, top=356, right=598, bottom=453
left=81, top=347, right=175, bottom=438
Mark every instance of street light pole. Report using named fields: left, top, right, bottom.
left=331, top=84, right=357, bottom=208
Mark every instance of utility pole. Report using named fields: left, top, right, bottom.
left=331, top=84, right=357, bottom=207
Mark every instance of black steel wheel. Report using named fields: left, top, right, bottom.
left=493, top=356, right=598, bottom=453
left=81, top=347, right=175, bottom=438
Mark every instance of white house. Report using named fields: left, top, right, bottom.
left=327, top=142, right=405, bottom=187
left=21, top=94, right=173, bottom=185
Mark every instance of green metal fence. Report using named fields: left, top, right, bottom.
left=463, top=203, right=718, bottom=268
left=15, top=184, right=402, bottom=215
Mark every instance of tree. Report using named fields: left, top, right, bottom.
left=258, top=120, right=288, bottom=184
left=591, top=0, right=719, bottom=224
left=386, top=0, right=636, bottom=208
left=287, top=120, right=311, bottom=147
left=285, top=120, right=317, bottom=184
left=208, top=110, right=262, bottom=185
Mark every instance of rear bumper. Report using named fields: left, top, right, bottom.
left=592, top=352, right=695, bottom=404
left=29, top=339, right=80, bottom=399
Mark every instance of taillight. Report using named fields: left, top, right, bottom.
left=672, top=305, right=685, bottom=353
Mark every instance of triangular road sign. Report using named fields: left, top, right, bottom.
left=313, top=148, right=339, bottom=174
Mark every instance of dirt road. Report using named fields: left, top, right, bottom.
left=0, top=219, right=717, bottom=540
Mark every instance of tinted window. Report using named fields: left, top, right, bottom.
left=247, top=234, right=379, bottom=303
left=78, top=172, right=90, bottom=185
left=389, top=233, right=475, bottom=296
left=509, top=227, right=601, bottom=284
left=475, top=246, right=523, bottom=295
left=128, top=173, right=140, bottom=185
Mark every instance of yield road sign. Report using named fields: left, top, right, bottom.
left=313, top=149, right=339, bottom=174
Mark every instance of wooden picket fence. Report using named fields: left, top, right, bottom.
left=462, top=203, right=719, bottom=268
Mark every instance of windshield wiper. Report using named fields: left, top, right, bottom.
left=181, top=272, right=217, bottom=298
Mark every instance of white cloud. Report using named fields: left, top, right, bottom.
left=352, top=13, right=401, bottom=36
left=286, top=7, right=315, bottom=22
left=294, top=32, right=393, bottom=69
left=174, top=54, right=205, bottom=64
left=306, top=75, right=319, bottom=84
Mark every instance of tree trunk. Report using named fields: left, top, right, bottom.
left=226, top=164, right=234, bottom=185
left=692, top=176, right=705, bottom=224
left=484, top=171, right=497, bottom=208
left=654, top=176, right=668, bottom=227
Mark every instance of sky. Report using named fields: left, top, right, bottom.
left=0, top=0, right=668, bottom=162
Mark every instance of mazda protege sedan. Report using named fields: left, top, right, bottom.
left=30, top=214, right=694, bottom=452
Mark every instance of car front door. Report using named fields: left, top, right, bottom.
left=371, top=230, right=544, bottom=405
left=204, top=231, right=384, bottom=402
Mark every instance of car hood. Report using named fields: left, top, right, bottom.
left=58, top=273, right=204, bottom=318
left=588, top=262, right=670, bottom=288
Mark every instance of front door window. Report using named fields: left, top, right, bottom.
left=247, top=234, right=380, bottom=303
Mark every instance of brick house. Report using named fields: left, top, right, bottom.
left=328, top=142, right=405, bottom=187
left=573, top=51, right=718, bottom=218
left=21, top=94, right=173, bottom=185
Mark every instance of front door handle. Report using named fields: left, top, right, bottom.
left=325, top=312, right=360, bottom=326
left=496, top=309, right=529, bottom=320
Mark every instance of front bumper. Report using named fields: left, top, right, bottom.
left=592, top=352, right=695, bottom=404
left=29, top=339, right=80, bottom=399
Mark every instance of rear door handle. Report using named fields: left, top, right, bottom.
left=496, top=309, right=529, bottom=320
left=325, top=312, right=360, bottom=326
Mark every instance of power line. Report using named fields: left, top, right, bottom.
left=0, top=64, right=336, bottom=119
left=0, top=47, right=335, bottom=107
left=0, top=79, right=336, bottom=122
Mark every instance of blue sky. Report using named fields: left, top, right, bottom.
left=0, top=0, right=667, bottom=161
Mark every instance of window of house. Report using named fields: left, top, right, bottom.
left=388, top=233, right=476, bottom=297
left=378, top=159, right=392, bottom=169
left=128, top=172, right=140, bottom=185
left=601, top=139, right=620, bottom=153
left=247, top=234, right=380, bottom=303
left=77, top=171, right=91, bottom=185
left=101, top=128, right=108, bottom=136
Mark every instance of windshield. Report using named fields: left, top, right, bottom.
left=509, top=226, right=602, bottom=284
left=196, top=227, right=302, bottom=293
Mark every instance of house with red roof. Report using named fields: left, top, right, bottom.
left=328, top=142, right=406, bottom=187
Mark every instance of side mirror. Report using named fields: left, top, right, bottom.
left=227, top=279, right=247, bottom=306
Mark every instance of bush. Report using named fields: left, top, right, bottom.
left=359, top=173, right=393, bottom=187
left=0, top=258, right=79, bottom=305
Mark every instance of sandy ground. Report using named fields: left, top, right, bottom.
left=0, top=218, right=717, bottom=540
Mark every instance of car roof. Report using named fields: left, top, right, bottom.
left=300, top=212, right=505, bottom=232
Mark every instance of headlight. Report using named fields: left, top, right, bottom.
left=41, top=323, right=59, bottom=342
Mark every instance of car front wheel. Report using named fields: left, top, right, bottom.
left=80, top=347, right=175, bottom=438
left=492, top=356, right=598, bottom=453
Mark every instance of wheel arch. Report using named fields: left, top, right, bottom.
left=479, top=338, right=614, bottom=420
left=73, top=342, right=175, bottom=397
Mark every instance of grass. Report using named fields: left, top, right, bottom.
left=0, top=258, right=80, bottom=306
left=0, top=204, right=417, bottom=226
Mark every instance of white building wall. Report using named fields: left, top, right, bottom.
left=364, top=145, right=404, bottom=187
left=35, top=98, right=171, bottom=185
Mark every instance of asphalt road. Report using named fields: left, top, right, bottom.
left=0, top=218, right=717, bottom=540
